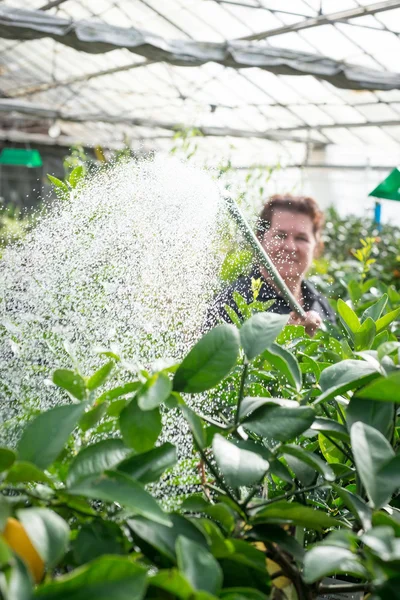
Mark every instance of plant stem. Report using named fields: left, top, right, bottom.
left=247, top=470, right=354, bottom=510
left=266, top=544, right=312, bottom=600
left=198, top=447, right=240, bottom=508
left=235, top=360, right=248, bottom=425
left=248, top=481, right=330, bottom=510
left=320, top=404, right=354, bottom=462
left=323, top=433, right=354, bottom=464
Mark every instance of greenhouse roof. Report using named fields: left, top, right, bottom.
left=1, top=0, right=400, bottom=167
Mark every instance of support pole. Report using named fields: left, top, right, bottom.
left=374, top=201, right=382, bottom=231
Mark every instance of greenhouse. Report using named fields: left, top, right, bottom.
left=1, top=2, right=400, bottom=599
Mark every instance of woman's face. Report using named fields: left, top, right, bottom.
left=261, top=209, right=317, bottom=283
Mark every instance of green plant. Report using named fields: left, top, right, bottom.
left=1, top=272, right=400, bottom=599
left=0, top=204, right=32, bottom=250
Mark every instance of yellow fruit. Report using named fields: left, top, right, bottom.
left=252, top=541, right=292, bottom=590
left=266, top=558, right=292, bottom=590
left=3, top=517, right=44, bottom=583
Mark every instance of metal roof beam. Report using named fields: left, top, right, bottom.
left=239, top=0, right=400, bottom=41
left=275, top=119, right=400, bottom=131
left=0, top=100, right=327, bottom=145
left=39, top=0, right=70, bottom=11
left=7, top=59, right=155, bottom=99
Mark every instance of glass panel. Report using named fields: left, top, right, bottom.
left=355, top=104, right=399, bottom=122
left=301, top=24, right=364, bottom=61
left=376, top=8, right=400, bottom=33
left=322, top=104, right=367, bottom=123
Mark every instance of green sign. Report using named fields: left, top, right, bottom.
left=0, top=148, right=42, bottom=168
left=369, top=167, right=400, bottom=201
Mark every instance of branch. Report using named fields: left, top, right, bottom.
left=235, top=361, right=248, bottom=425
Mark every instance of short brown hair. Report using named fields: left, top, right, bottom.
left=256, top=194, right=324, bottom=253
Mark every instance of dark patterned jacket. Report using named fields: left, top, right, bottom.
left=206, top=267, right=336, bottom=329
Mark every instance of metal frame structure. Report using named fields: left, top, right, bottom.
left=1, top=0, right=400, bottom=165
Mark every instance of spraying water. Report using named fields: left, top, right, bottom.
left=0, top=157, right=224, bottom=444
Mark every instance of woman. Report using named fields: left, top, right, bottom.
left=207, top=194, right=336, bottom=336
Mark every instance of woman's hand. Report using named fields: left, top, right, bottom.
left=288, top=310, right=322, bottom=337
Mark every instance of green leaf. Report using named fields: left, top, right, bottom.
left=262, top=343, right=302, bottom=392
left=310, top=417, right=350, bottom=442
left=86, top=362, right=113, bottom=391
left=66, top=439, right=131, bottom=488
left=181, top=405, right=207, bottom=450
left=6, top=461, right=52, bottom=484
left=79, top=403, right=108, bottom=432
left=240, top=313, right=288, bottom=361
left=220, top=250, right=252, bottom=283
left=377, top=341, right=400, bottom=361
left=119, top=397, right=161, bottom=452
left=18, top=403, right=87, bottom=469
left=303, top=545, right=367, bottom=583
left=212, top=434, right=269, bottom=488
left=316, top=359, right=380, bottom=404
left=128, top=514, right=207, bottom=562
left=176, top=536, right=223, bottom=595
left=47, top=174, right=69, bottom=193
left=354, top=317, right=376, bottom=351
left=137, top=372, right=172, bottom=410
left=68, top=165, right=85, bottom=188
left=150, top=569, right=194, bottom=600
left=8, top=556, right=33, bottom=600
left=173, top=325, right=240, bottom=393
left=117, top=443, right=177, bottom=484
left=0, top=496, right=11, bottom=532
left=52, top=369, right=86, bottom=401
left=204, top=504, right=235, bottom=533
left=68, top=469, right=170, bottom=526
left=348, top=280, right=362, bottom=306
left=224, top=304, right=242, bottom=328
left=96, top=382, right=141, bottom=404
left=252, top=501, right=344, bottom=530
left=372, top=330, right=389, bottom=350
left=347, top=396, right=394, bottom=438
left=282, top=444, right=335, bottom=481
left=285, top=452, right=316, bottom=486
left=373, top=576, right=400, bottom=599
left=351, top=421, right=395, bottom=508
left=248, top=524, right=304, bottom=562
left=181, top=495, right=209, bottom=513
left=376, top=307, right=400, bottom=334
left=318, top=433, right=346, bottom=464
left=239, top=396, right=298, bottom=420
left=72, top=521, right=124, bottom=566
left=337, top=299, right=361, bottom=337
left=107, top=399, right=129, bottom=417
left=35, top=555, right=147, bottom=600
left=372, top=511, right=400, bottom=536
left=331, top=484, right=372, bottom=530
left=233, top=292, right=252, bottom=321
left=355, top=371, right=400, bottom=403
left=0, top=448, right=16, bottom=472
left=242, top=404, right=315, bottom=442
left=299, top=353, right=321, bottom=381
left=376, top=455, right=400, bottom=499
left=220, top=589, right=269, bottom=600
left=361, top=294, right=388, bottom=323
left=18, top=508, right=69, bottom=569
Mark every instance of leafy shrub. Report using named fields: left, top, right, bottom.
left=1, top=267, right=400, bottom=600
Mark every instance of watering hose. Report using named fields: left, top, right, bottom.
left=224, top=196, right=306, bottom=318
